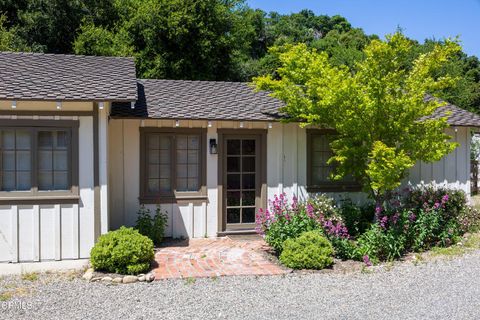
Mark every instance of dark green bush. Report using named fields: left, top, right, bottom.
left=135, top=205, right=168, bottom=246
left=90, top=227, right=154, bottom=275
left=279, top=231, right=334, bottom=269
left=339, top=200, right=374, bottom=237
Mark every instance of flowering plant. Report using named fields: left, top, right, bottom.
left=256, top=193, right=349, bottom=253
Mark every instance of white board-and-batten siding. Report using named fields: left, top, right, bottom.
left=0, top=111, right=96, bottom=263
left=109, top=120, right=472, bottom=239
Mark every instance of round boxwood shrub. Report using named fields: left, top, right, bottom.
left=279, top=231, right=334, bottom=269
left=90, top=226, right=154, bottom=275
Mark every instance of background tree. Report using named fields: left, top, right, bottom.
left=253, top=33, right=460, bottom=202
left=0, top=1, right=478, bottom=111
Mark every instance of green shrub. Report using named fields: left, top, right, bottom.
left=339, top=200, right=374, bottom=237
left=330, top=237, right=359, bottom=260
left=90, top=227, right=154, bottom=275
left=279, top=231, right=334, bottom=269
left=135, top=205, right=168, bottom=246
left=264, top=211, right=320, bottom=253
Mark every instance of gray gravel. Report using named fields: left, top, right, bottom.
left=2, top=252, right=480, bottom=320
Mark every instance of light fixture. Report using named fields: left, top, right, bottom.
left=175, top=120, right=180, bottom=127
left=99, top=102, right=104, bottom=110
left=56, top=101, right=62, bottom=110
left=208, top=121, right=212, bottom=128
left=268, top=122, right=273, bottom=129
left=239, top=121, right=244, bottom=128
left=130, top=101, right=135, bottom=109
left=209, top=139, right=218, bottom=154
left=11, top=100, right=16, bottom=109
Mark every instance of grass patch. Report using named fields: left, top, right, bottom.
left=463, top=233, right=480, bottom=249
left=0, top=292, right=13, bottom=301
left=431, top=246, right=465, bottom=257
left=184, top=277, right=196, bottom=285
left=21, top=272, right=39, bottom=282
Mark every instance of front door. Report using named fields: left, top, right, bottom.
left=223, top=135, right=262, bottom=231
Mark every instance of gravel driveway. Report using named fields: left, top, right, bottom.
left=2, top=251, right=480, bottom=320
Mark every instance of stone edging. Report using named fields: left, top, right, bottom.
left=82, top=268, right=155, bottom=283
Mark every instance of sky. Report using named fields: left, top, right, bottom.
left=246, top=0, right=480, bottom=57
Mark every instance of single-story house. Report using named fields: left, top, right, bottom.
left=0, top=51, right=479, bottom=265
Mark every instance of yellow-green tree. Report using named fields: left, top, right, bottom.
left=254, top=33, right=460, bottom=202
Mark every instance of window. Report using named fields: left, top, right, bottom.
left=0, top=120, right=79, bottom=197
left=307, top=129, right=361, bottom=192
left=140, top=128, right=206, bottom=202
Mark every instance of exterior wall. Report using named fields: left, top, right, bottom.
left=0, top=101, right=99, bottom=263
left=109, top=120, right=472, bottom=239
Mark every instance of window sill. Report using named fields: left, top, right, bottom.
left=307, top=185, right=363, bottom=193
left=139, top=195, right=208, bottom=205
left=0, top=195, right=80, bottom=204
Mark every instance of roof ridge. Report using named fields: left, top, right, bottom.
left=0, top=51, right=135, bottom=61
left=138, top=78, right=249, bottom=85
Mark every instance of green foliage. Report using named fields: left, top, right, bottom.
left=339, top=200, right=374, bottom=238
left=254, top=33, right=460, bottom=200
left=329, top=237, right=359, bottom=260
left=90, top=226, right=154, bottom=275
left=279, top=231, right=334, bottom=269
left=135, top=205, right=168, bottom=246
left=264, top=210, right=320, bottom=253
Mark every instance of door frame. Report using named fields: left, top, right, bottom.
left=217, top=129, right=267, bottom=233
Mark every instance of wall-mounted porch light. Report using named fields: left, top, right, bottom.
left=209, top=138, right=218, bottom=154
left=56, top=101, right=62, bottom=110
left=130, top=101, right=135, bottom=109
left=11, top=100, right=16, bottom=109
left=99, top=102, right=105, bottom=110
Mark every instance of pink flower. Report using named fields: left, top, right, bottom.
left=363, top=255, right=372, bottom=267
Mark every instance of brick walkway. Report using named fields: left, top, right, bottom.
left=152, top=236, right=289, bottom=280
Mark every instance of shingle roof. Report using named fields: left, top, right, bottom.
left=110, top=79, right=283, bottom=121
left=0, top=51, right=137, bottom=101
left=111, top=79, right=480, bottom=126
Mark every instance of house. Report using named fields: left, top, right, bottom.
left=0, top=51, right=479, bottom=266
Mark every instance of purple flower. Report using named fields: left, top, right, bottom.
left=441, top=194, right=449, bottom=204
left=379, top=216, right=388, bottom=229
left=363, top=255, right=372, bottom=267
left=433, top=202, right=441, bottom=210
left=408, top=212, right=416, bottom=222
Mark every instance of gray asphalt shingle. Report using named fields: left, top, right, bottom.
left=112, top=81, right=480, bottom=127
left=0, top=51, right=137, bottom=101
left=110, top=79, right=283, bottom=121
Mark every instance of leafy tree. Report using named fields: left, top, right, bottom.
left=254, top=33, right=460, bottom=202
left=0, top=14, right=32, bottom=51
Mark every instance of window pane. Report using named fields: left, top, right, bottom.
left=38, top=171, right=53, bottom=190
left=16, top=151, right=31, bottom=171
left=148, top=179, right=159, bottom=192
left=188, top=136, right=199, bottom=149
left=187, top=164, right=198, bottom=178
left=38, top=130, right=70, bottom=191
left=242, top=191, right=255, bottom=206
left=16, top=171, right=31, bottom=190
left=2, top=131, right=15, bottom=149
left=54, top=172, right=68, bottom=190
left=227, top=191, right=241, bottom=206
left=177, top=164, right=187, bottom=178
left=2, top=172, right=15, bottom=191
left=227, top=208, right=240, bottom=224
left=176, top=136, right=188, bottom=149
left=148, top=135, right=159, bottom=149
left=187, top=178, right=198, bottom=190
left=227, top=174, right=240, bottom=189
left=53, top=151, right=68, bottom=170
left=242, top=140, right=255, bottom=155
left=242, top=208, right=256, bottom=223
left=148, top=150, right=160, bottom=164
left=159, top=179, right=171, bottom=192
left=38, top=132, right=53, bottom=149
left=227, top=140, right=240, bottom=155
left=38, top=151, right=52, bottom=170
left=176, top=150, right=187, bottom=164
left=187, top=150, right=198, bottom=163
left=227, top=156, right=239, bottom=172
left=176, top=178, right=187, bottom=191
left=3, top=151, right=15, bottom=170
left=16, top=131, right=31, bottom=149
left=148, top=165, right=159, bottom=179
left=242, top=174, right=255, bottom=189
left=242, top=157, right=255, bottom=172
left=159, top=136, right=171, bottom=150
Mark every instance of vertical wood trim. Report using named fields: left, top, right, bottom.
left=99, top=106, right=109, bottom=234
left=11, top=205, right=18, bottom=263
left=189, top=202, right=194, bottom=238
left=93, top=104, right=100, bottom=240
left=54, top=204, right=61, bottom=261
left=33, top=205, right=40, bottom=261
left=72, top=203, right=79, bottom=259
left=202, top=201, right=207, bottom=237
